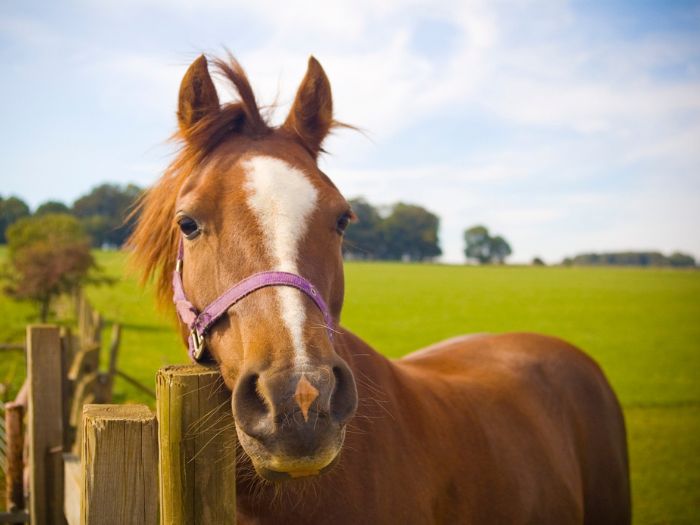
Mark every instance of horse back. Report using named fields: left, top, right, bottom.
left=398, top=332, right=631, bottom=524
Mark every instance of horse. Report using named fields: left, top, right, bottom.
left=129, top=53, right=631, bottom=524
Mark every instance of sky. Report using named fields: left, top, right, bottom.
left=1, top=0, right=699, bottom=264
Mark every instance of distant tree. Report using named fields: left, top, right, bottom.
left=72, top=183, right=142, bottom=247
left=464, top=225, right=491, bottom=264
left=35, top=200, right=70, bottom=216
left=343, top=198, right=383, bottom=259
left=4, top=214, right=94, bottom=321
left=0, top=196, right=31, bottom=243
left=382, top=203, right=442, bottom=261
left=532, top=256, right=546, bottom=266
left=490, top=235, right=512, bottom=264
left=564, top=251, right=696, bottom=267
left=464, top=225, right=513, bottom=264
left=667, top=252, right=696, bottom=267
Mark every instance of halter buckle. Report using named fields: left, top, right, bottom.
left=190, top=329, right=206, bottom=361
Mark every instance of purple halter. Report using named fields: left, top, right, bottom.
left=172, top=239, right=335, bottom=362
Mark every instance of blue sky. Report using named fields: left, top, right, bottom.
left=1, top=0, right=699, bottom=263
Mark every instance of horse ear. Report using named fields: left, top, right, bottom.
left=177, top=55, right=220, bottom=132
left=283, top=56, right=333, bottom=158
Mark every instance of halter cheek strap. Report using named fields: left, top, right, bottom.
left=172, top=239, right=335, bottom=362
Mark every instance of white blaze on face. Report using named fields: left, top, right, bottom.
left=243, top=156, right=319, bottom=365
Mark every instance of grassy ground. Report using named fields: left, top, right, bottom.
left=1, top=248, right=698, bottom=523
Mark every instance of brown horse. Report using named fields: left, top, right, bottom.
left=129, top=53, right=630, bottom=524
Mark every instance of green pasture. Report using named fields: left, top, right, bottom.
left=1, top=248, right=698, bottom=523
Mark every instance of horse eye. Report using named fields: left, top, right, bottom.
left=178, top=217, right=200, bottom=239
left=336, top=212, right=352, bottom=235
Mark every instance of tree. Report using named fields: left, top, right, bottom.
left=382, top=203, right=442, bottom=261
left=4, top=214, right=95, bottom=321
left=343, top=198, right=383, bottom=259
left=35, top=200, right=70, bottom=216
left=0, top=196, right=31, bottom=243
left=464, top=225, right=491, bottom=264
left=532, top=256, right=546, bottom=266
left=667, top=252, right=696, bottom=267
left=72, top=183, right=142, bottom=247
left=464, top=225, right=513, bottom=264
left=490, top=235, right=512, bottom=264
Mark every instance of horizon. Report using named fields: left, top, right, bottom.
left=1, top=181, right=697, bottom=265
left=1, top=1, right=699, bottom=264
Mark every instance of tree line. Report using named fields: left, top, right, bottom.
left=562, top=251, right=696, bottom=268
left=343, top=198, right=442, bottom=261
left=1, top=190, right=446, bottom=261
left=0, top=184, right=142, bottom=247
left=1, top=188, right=696, bottom=268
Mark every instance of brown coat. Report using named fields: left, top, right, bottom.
left=236, top=331, right=630, bottom=524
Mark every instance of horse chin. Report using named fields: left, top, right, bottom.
left=236, top=426, right=345, bottom=483
left=254, top=454, right=341, bottom=482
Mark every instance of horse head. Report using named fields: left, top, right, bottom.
left=131, top=54, right=358, bottom=482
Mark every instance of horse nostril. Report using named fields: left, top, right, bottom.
left=233, top=372, right=272, bottom=439
left=245, top=373, right=268, bottom=414
left=330, top=362, right=358, bottom=425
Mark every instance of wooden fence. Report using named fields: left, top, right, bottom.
left=74, top=366, right=236, bottom=524
left=1, top=305, right=237, bottom=523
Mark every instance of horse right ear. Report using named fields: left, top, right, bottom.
left=177, top=55, right=220, bottom=132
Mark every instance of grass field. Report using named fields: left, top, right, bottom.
left=1, top=248, right=698, bottom=523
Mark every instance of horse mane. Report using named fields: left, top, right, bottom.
left=127, top=54, right=271, bottom=307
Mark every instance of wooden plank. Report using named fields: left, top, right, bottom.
left=0, top=345, right=24, bottom=352
left=89, top=312, right=102, bottom=344
left=156, top=365, right=236, bottom=525
left=69, top=373, right=99, bottom=428
left=4, top=403, right=24, bottom=511
left=0, top=511, right=29, bottom=523
left=67, top=345, right=100, bottom=383
left=63, top=454, right=80, bottom=525
left=80, top=404, right=158, bottom=525
left=59, top=327, right=75, bottom=364
left=96, top=325, right=121, bottom=404
left=70, top=393, right=95, bottom=457
left=77, top=295, right=90, bottom=345
left=60, top=329, right=74, bottom=451
left=26, top=325, right=64, bottom=525
left=114, top=370, right=156, bottom=399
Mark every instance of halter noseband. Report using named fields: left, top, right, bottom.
left=172, top=239, right=335, bottom=362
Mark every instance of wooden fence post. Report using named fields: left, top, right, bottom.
left=4, top=402, right=25, bottom=511
left=156, top=365, right=236, bottom=525
left=26, top=325, right=64, bottom=525
left=80, top=404, right=158, bottom=525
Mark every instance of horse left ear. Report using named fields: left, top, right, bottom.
left=283, top=56, right=333, bottom=158
left=177, top=55, right=220, bottom=133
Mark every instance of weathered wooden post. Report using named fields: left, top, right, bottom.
left=156, top=365, right=236, bottom=524
left=26, top=325, right=64, bottom=525
left=79, top=404, right=158, bottom=525
left=4, top=402, right=25, bottom=511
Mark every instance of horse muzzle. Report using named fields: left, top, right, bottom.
left=232, top=359, right=357, bottom=481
